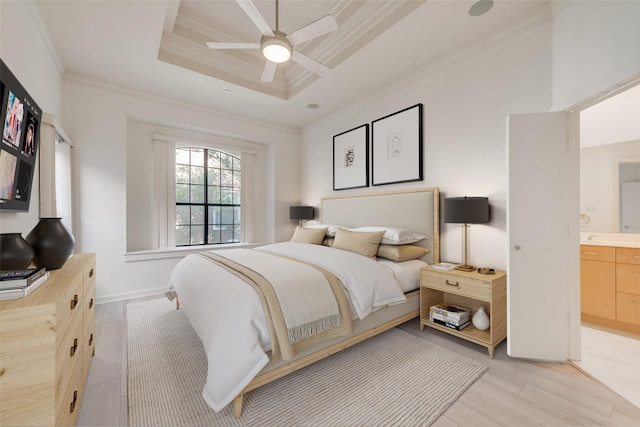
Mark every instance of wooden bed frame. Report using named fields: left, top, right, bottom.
left=197, top=187, right=440, bottom=417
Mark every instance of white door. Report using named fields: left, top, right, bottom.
left=507, top=112, right=580, bottom=361
left=621, top=181, right=640, bottom=233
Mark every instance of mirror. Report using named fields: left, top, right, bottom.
left=580, top=84, right=640, bottom=234
left=580, top=141, right=640, bottom=233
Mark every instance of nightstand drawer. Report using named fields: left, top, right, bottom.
left=421, top=271, right=491, bottom=300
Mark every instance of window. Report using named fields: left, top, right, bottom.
left=174, top=147, right=241, bottom=246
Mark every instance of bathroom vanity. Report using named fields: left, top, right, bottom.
left=580, top=234, right=640, bottom=334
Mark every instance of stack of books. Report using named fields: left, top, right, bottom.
left=0, top=267, right=50, bottom=300
left=429, top=303, right=471, bottom=330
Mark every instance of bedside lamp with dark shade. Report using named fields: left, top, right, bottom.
left=289, top=206, right=314, bottom=226
left=444, top=196, right=489, bottom=272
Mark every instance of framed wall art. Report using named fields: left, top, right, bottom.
left=371, top=103, right=423, bottom=186
left=333, top=124, right=369, bottom=190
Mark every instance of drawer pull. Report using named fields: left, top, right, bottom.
left=89, top=298, right=94, bottom=309
left=445, top=280, right=459, bottom=288
left=89, top=333, right=94, bottom=346
left=634, top=256, right=640, bottom=259
left=89, top=268, right=94, bottom=278
left=70, top=338, right=78, bottom=357
left=583, top=251, right=600, bottom=255
left=70, top=294, right=78, bottom=310
left=70, top=390, right=78, bottom=414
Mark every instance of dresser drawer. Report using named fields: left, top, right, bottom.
left=617, top=247, right=640, bottom=265
left=580, top=245, right=615, bottom=262
left=616, top=292, right=640, bottom=326
left=55, top=311, right=83, bottom=410
left=55, top=272, right=84, bottom=347
left=421, top=271, right=492, bottom=300
left=55, top=358, right=84, bottom=427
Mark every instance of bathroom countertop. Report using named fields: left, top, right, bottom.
left=580, top=232, right=640, bottom=249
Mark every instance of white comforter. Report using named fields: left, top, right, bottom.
left=167, top=242, right=406, bottom=412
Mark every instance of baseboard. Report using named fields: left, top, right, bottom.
left=96, top=287, right=166, bottom=305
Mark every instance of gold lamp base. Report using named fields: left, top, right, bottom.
left=455, top=264, right=475, bottom=272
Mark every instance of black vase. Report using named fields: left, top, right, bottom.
left=26, top=218, right=75, bottom=270
left=0, top=233, right=35, bottom=270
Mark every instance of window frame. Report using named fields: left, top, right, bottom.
left=174, top=146, right=242, bottom=246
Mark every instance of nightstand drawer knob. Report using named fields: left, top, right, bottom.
left=515, top=245, right=522, bottom=250
left=445, top=280, right=459, bottom=288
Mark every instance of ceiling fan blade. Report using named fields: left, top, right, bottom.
left=291, top=51, right=331, bottom=76
left=206, top=42, right=260, bottom=50
left=261, top=61, right=277, bottom=82
left=235, top=0, right=274, bottom=37
left=287, top=15, right=338, bottom=46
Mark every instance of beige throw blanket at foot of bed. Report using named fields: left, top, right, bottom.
left=198, top=250, right=353, bottom=360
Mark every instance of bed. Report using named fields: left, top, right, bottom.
left=167, top=187, right=440, bottom=417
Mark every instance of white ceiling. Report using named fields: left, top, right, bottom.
left=35, top=0, right=550, bottom=129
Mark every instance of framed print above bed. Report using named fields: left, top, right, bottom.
left=333, top=124, right=369, bottom=190
left=371, top=103, right=423, bottom=186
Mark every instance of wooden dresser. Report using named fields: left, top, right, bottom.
left=0, top=253, right=96, bottom=426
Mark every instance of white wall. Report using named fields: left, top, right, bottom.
left=62, top=79, right=301, bottom=301
left=300, top=14, right=552, bottom=271
left=552, top=0, right=640, bottom=110
left=0, top=1, right=63, bottom=235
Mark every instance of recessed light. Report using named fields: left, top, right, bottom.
left=307, top=103, right=319, bottom=109
left=223, top=89, right=231, bottom=93
left=469, top=0, right=494, bottom=17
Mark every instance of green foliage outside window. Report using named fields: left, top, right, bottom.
left=175, top=147, right=241, bottom=246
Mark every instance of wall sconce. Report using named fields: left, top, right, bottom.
left=289, top=206, right=314, bottom=226
left=444, top=196, right=489, bottom=271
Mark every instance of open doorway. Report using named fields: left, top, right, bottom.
left=575, top=83, right=640, bottom=408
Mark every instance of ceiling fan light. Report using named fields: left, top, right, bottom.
left=261, top=34, right=292, bottom=63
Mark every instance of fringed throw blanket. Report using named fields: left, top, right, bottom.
left=198, top=249, right=353, bottom=360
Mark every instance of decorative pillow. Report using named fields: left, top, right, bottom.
left=332, top=228, right=385, bottom=258
left=351, top=226, right=427, bottom=245
left=304, top=222, right=341, bottom=237
left=376, top=244, right=431, bottom=261
left=290, top=226, right=327, bottom=245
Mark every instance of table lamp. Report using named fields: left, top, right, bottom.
left=289, top=206, right=314, bottom=226
left=444, top=196, right=489, bottom=271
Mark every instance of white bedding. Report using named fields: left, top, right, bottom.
left=167, top=242, right=406, bottom=412
left=377, top=258, right=428, bottom=293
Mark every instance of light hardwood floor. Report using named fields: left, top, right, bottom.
left=78, top=296, right=640, bottom=426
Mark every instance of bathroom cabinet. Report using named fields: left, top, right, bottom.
left=581, top=245, right=640, bottom=333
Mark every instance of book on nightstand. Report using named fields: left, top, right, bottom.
left=432, top=262, right=459, bottom=271
left=431, top=317, right=471, bottom=331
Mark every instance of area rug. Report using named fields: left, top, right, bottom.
left=127, top=298, right=488, bottom=427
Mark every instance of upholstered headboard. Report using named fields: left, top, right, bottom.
left=321, top=188, right=440, bottom=264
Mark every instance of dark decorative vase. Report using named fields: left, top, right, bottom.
left=26, top=218, right=75, bottom=270
left=0, top=233, right=35, bottom=270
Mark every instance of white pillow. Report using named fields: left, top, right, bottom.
left=351, top=226, right=427, bottom=245
left=303, top=222, right=341, bottom=237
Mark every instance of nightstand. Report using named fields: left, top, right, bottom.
left=420, top=266, right=507, bottom=358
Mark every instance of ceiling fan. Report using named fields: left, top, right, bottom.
left=206, top=0, right=338, bottom=83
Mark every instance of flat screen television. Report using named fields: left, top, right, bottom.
left=0, top=58, right=42, bottom=211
